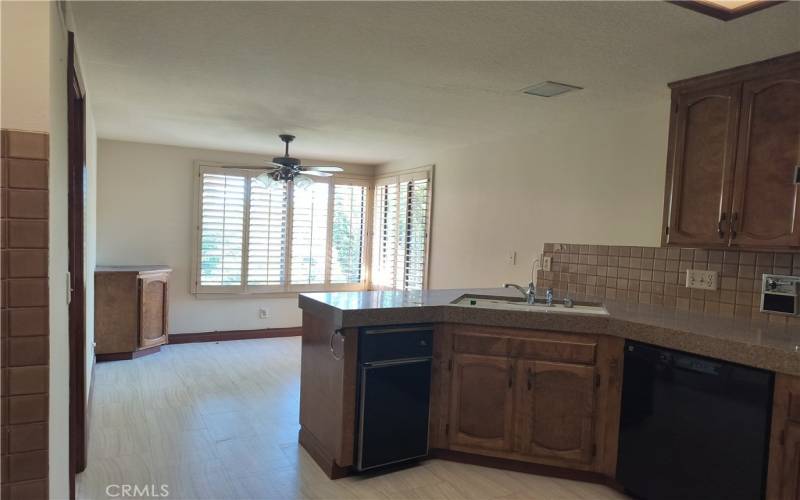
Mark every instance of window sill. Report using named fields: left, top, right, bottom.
left=192, top=287, right=368, bottom=300
left=193, top=291, right=302, bottom=300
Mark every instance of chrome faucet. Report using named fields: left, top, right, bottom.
left=503, top=282, right=536, bottom=305
left=545, top=288, right=554, bottom=307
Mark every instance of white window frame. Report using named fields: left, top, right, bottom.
left=370, top=165, right=434, bottom=291
left=191, top=162, right=374, bottom=296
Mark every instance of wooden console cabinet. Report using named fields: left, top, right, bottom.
left=663, top=52, right=800, bottom=249
left=95, top=266, right=171, bottom=361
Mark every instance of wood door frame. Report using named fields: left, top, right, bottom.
left=67, top=31, right=88, bottom=500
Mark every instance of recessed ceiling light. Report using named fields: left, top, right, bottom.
left=522, top=81, right=583, bottom=98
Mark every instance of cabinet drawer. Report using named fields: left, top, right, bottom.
left=453, top=333, right=510, bottom=357
left=512, top=338, right=596, bottom=365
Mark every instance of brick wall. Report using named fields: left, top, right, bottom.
left=1, top=130, right=49, bottom=499
left=538, top=242, right=800, bottom=327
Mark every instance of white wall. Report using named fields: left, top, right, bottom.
left=49, top=3, right=70, bottom=497
left=1, top=3, right=98, bottom=495
left=378, top=99, right=668, bottom=290
left=97, top=139, right=375, bottom=333
left=84, top=93, right=98, bottom=397
left=0, top=1, right=50, bottom=132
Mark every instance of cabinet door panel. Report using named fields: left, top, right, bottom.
left=518, top=361, right=596, bottom=464
left=731, top=70, right=800, bottom=248
left=780, top=422, right=800, bottom=500
left=449, top=353, right=514, bottom=451
left=138, top=273, right=168, bottom=348
left=667, top=84, right=741, bottom=246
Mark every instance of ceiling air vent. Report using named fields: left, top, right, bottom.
left=522, top=81, right=583, bottom=98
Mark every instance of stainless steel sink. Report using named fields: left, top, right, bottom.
left=451, top=295, right=609, bottom=316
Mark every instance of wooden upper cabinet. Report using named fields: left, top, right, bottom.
left=730, top=69, right=800, bottom=248
left=666, top=84, right=741, bottom=247
left=516, top=361, right=596, bottom=464
left=448, top=353, right=515, bottom=452
left=663, top=52, right=800, bottom=249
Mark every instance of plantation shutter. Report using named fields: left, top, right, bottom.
left=330, top=182, right=368, bottom=285
left=290, top=180, right=330, bottom=285
left=372, top=181, right=399, bottom=288
left=371, top=171, right=431, bottom=291
left=247, top=179, right=288, bottom=286
left=198, top=172, right=246, bottom=288
left=400, top=176, right=429, bottom=290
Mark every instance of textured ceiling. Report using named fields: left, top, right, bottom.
left=70, top=1, right=800, bottom=164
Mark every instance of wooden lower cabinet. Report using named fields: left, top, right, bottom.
left=767, top=374, right=800, bottom=500
left=778, top=422, right=800, bottom=500
left=448, top=353, right=515, bottom=452
left=296, top=318, right=624, bottom=481
left=516, top=361, right=597, bottom=464
left=440, top=324, right=621, bottom=473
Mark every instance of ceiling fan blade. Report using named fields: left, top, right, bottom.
left=224, top=165, right=278, bottom=170
left=303, top=166, right=343, bottom=172
left=300, top=170, right=333, bottom=177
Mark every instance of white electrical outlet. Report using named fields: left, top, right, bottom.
left=685, top=269, right=718, bottom=290
left=542, top=256, right=552, bottom=272
left=258, top=308, right=269, bottom=319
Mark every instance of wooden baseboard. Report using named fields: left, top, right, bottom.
left=299, top=427, right=351, bottom=479
left=429, top=449, right=610, bottom=485
left=168, top=326, right=302, bottom=344
left=96, top=345, right=161, bottom=362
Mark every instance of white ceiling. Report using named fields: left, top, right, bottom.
left=71, top=1, right=800, bottom=165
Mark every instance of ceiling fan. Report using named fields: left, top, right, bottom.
left=233, top=134, right=343, bottom=189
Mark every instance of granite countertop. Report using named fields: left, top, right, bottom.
left=299, top=288, right=800, bottom=376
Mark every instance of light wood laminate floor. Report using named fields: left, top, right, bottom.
left=78, top=337, right=628, bottom=500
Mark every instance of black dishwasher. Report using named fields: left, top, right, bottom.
left=356, top=324, right=433, bottom=471
left=617, top=341, right=773, bottom=500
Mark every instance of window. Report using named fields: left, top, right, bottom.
left=371, top=170, right=432, bottom=291
left=194, top=165, right=370, bottom=294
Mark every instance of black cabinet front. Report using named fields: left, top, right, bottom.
left=357, top=358, right=432, bottom=470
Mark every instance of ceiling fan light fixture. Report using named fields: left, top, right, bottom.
left=255, top=172, right=275, bottom=189
left=293, top=174, right=314, bottom=190
left=522, top=81, right=583, bottom=98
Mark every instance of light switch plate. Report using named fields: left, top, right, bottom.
left=685, top=269, right=718, bottom=290
left=507, top=251, right=517, bottom=265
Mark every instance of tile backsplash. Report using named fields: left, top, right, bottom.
left=536, top=243, right=800, bottom=326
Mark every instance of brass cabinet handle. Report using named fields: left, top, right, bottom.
left=729, top=212, right=738, bottom=240
left=717, top=212, right=727, bottom=239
